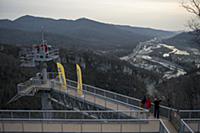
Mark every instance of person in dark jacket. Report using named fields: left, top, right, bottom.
left=154, top=96, right=161, bottom=118
left=141, top=96, right=146, bottom=108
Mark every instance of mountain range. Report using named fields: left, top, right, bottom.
left=0, top=15, right=174, bottom=49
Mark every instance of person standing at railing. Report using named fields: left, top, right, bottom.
left=146, top=96, right=152, bottom=117
left=140, top=96, right=146, bottom=108
left=146, top=96, right=152, bottom=110
left=154, top=96, right=161, bottom=118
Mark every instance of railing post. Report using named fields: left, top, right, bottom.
left=189, top=112, right=192, bottom=118
left=29, top=112, right=31, bottom=119
left=100, top=123, right=102, bottom=133
left=139, top=122, right=141, bottom=133
left=120, top=122, right=122, bottom=133
left=61, top=123, right=63, bottom=133
left=81, top=119, right=83, bottom=133
left=2, top=121, right=4, bottom=132
left=105, top=99, right=107, bottom=109
left=41, top=120, right=44, bottom=132
left=11, top=111, right=13, bottom=119
left=180, top=121, right=184, bottom=133
left=22, top=121, right=24, bottom=132
left=159, top=121, right=162, bottom=133
left=117, top=112, right=120, bottom=119
left=168, top=108, right=172, bottom=121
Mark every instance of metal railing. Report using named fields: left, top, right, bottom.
left=160, top=119, right=170, bottom=133
left=67, top=79, right=144, bottom=110
left=170, top=110, right=200, bottom=131
left=179, top=119, right=200, bottom=133
left=17, top=77, right=44, bottom=93
left=50, top=80, right=150, bottom=120
left=0, top=110, right=148, bottom=120
left=17, top=77, right=55, bottom=95
left=67, top=80, right=200, bottom=114
left=179, top=110, right=200, bottom=118
left=0, top=118, right=169, bottom=133
left=16, top=77, right=200, bottom=118
left=66, top=79, right=180, bottom=118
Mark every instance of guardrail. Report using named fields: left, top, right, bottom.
left=179, top=119, right=200, bottom=133
left=160, top=119, right=170, bottom=133
left=179, top=110, right=200, bottom=118
left=51, top=88, right=149, bottom=119
left=170, top=110, right=200, bottom=131
left=0, top=110, right=148, bottom=120
left=0, top=118, right=169, bottom=133
left=67, top=80, right=200, bottom=113
left=67, top=79, right=178, bottom=117
left=67, top=79, right=143, bottom=109
left=16, top=77, right=200, bottom=117
left=17, top=77, right=44, bottom=93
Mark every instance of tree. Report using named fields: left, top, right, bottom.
left=182, top=0, right=200, bottom=43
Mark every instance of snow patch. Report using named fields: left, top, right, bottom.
left=160, top=44, right=190, bottom=56
left=141, top=55, right=152, bottom=60
left=163, top=53, right=169, bottom=57
left=120, top=56, right=129, bottom=61
left=189, top=48, right=200, bottom=55
left=163, top=69, right=186, bottom=79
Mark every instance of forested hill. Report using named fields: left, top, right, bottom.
left=163, top=31, right=200, bottom=50
left=156, top=68, right=200, bottom=109
left=0, top=44, right=40, bottom=109
left=0, top=15, right=174, bottom=50
left=0, top=43, right=160, bottom=109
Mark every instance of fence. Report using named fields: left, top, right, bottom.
left=0, top=118, right=169, bottom=133
left=0, top=110, right=148, bottom=120
left=67, top=79, right=178, bottom=117
left=67, top=79, right=144, bottom=110
left=171, top=110, right=200, bottom=131
left=179, top=119, right=200, bottom=133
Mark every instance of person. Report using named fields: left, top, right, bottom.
left=140, top=96, right=146, bottom=108
left=146, top=96, right=152, bottom=110
left=154, top=96, right=161, bottom=118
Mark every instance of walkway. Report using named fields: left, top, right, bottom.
left=7, top=78, right=178, bottom=132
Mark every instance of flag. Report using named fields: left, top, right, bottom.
left=76, top=64, right=83, bottom=97
left=57, top=63, right=67, bottom=90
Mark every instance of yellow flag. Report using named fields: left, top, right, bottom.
left=57, top=63, right=67, bottom=90
left=76, top=64, right=83, bottom=97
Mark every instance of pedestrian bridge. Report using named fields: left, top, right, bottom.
left=4, top=76, right=200, bottom=133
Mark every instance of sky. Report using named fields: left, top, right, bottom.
left=0, top=0, right=194, bottom=31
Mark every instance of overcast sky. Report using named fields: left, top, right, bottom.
left=0, top=0, right=194, bottom=31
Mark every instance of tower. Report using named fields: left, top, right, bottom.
left=9, top=37, right=60, bottom=118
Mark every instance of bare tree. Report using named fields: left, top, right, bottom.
left=182, top=0, right=200, bottom=44
left=182, top=0, right=200, bottom=30
left=182, top=0, right=200, bottom=17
